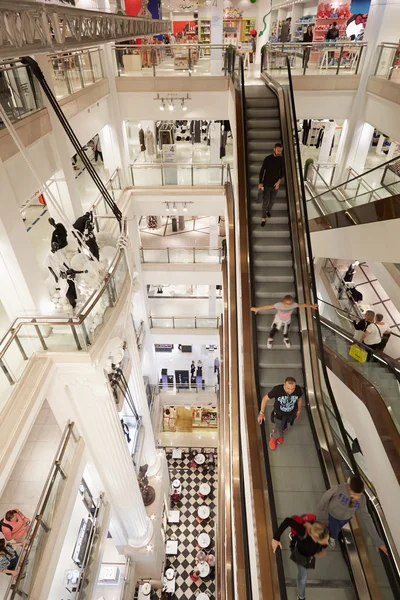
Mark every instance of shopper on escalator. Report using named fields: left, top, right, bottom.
left=361, top=313, right=390, bottom=360
left=258, top=142, right=284, bottom=227
left=257, top=376, right=303, bottom=450
left=318, top=475, right=388, bottom=554
left=272, top=518, right=329, bottom=600
left=351, top=310, right=374, bottom=342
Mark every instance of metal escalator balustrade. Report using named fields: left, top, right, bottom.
left=233, top=49, right=400, bottom=599
left=306, top=153, right=400, bottom=218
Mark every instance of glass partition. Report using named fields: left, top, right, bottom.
left=5, top=423, right=79, bottom=600
left=114, top=44, right=227, bottom=77
left=0, top=64, right=43, bottom=127
left=375, top=44, right=400, bottom=83
left=49, top=48, right=105, bottom=100
left=149, top=316, right=220, bottom=329
left=129, top=163, right=228, bottom=187
left=262, top=42, right=367, bottom=78
left=140, top=247, right=222, bottom=263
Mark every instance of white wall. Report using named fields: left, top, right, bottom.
left=295, top=91, right=357, bottom=120
left=327, top=368, right=400, bottom=550
left=118, top=91, right=229, bottom=121
left=365, top=93, right=400, bottom=145
left=130, top=193, right=226, bottom=216
left=311, top=219, right=400, bottom=263
left=142, top=269, right=222, bottom=286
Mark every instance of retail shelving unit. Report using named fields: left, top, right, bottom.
left=241, top=17, right=256, bottom=41
left=293, top=15, right=316, bottom=41
left=199, top=18, right=211, bottom=55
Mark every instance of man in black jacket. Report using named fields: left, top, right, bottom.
left=326, top=21, right=339, bottom=65
left=258, top=142, right=284, bottom=227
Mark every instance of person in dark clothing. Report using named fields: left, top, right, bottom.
left=326, top=21, right=340, bottom=65
left=48, top=217, right=68, bottom=250
left=302, top=25, right=313, bottom=70
left=272, top=518, right=329, bottom=600
left=257, top=376, right=303, bottom=450
left=258, top=142, right=284, bottom=227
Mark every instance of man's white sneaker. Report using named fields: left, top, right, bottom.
left=267, top=339, right=273, bottom=349
left=283, top=338, right=291, bottom=349
left=328, top=538, right=336, bottom=549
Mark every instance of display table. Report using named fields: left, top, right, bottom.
left=98, top=565, right=121, bottom=585
left=199, top=483, right=211, bottom=497
left=192, top=407, right=217, bottom=428
left=166, top=540, right=179, bottom=555
left=197, top=532, right=211, bottom=549
left=195, top=453, right=206, bottom=465
left=168, top=510, right=180, bottom=523
left=198, top=561, right=210, bottom=577
left=198, top=506, right=210, bottom=520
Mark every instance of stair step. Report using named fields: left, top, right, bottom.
left=248, top=140, right=279, bottom=152
left=254, top=267, right=294, bottom=282
left=254, top=254, right=293, bottom=268
left=253, top=282, right=296, bottom=298
left=248, top=128, right=281, bottom=140
left=252, top=238, right=292, bottom=252
left=251, top=224, right=290, bottom=238
left=251, top=213, right=289, bottom=225
left=246, top=108, right=280, bottom=119
left=247, top=119, right=281, bottom=131
left=257, top=349, right=303, bottom=369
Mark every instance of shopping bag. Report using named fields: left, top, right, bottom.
left=257, top=188, right=264, bottom=204
left=349, top=343, right=368, bottom=363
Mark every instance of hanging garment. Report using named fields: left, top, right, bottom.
left=139, top=128, right=146, bottom=152
left=190, top=120, right=201, bottom=143
left=220, top=129, right=228, bottom=159
left=145, top=129, right=156, bottom=155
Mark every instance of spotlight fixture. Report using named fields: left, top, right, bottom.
left=183, top=202, right=188, bottom=212
left=160, top=100, right=165, bottom=111
left=168, top=100, right=174, bottom=112
left=172, top=203, right=177, bottom=212
left=181, top=99, right=187, bottom=111
left=166, top=203, right=170, bottom=212
left=146, top=544, right=153, bottom=552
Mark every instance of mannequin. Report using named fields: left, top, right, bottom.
left=139, top=126, right=146, bottom=152
left=144, top=127, right=156, bottom=158
left=73, top=211, right=100, bottom=260
left=48, top=217, right=68, bottom=250
left=46, top=243, right=88, bottom=309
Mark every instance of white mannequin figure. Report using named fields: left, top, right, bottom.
left=145, top=127, right=156, bottom=159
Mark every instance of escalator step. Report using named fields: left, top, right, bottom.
left=248, top=128, right=282, bottom=140
left=257, top=349, right=302, bottom=369
left=251, top=225, right=290, bottom=238
left=255, top=314, right=299, bottom=331
left=254, top=267, right=294, bottom=282
left=251, top=238, right=291, bottom=253
left=251, top=213, right=289, bottom=225
left=246, top=108, right=280, bottom=119
left=254, top=255, right=293, bottom=268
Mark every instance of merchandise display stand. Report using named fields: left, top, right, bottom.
left=199, top=18, right=211, bottom=55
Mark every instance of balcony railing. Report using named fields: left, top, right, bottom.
left=156, top=382, right=219, bottom=394
left=0, top=219, right=129, bottom=416
left=49, top=47, right=105, bottom=100
left=0, top=62, right=43, bottom=128
left=262, top=42, right=367, bottom=77
left=114, top=43, right=228, bottom=77
left=140, top=246, right=222, bottom=264
left=375, top=43, right=400, bottom=83
left=129, top=163, right=229, bottom=187
left=149, top=315, right=220, bottom=329
left=5, top=422, right=79, bottom=600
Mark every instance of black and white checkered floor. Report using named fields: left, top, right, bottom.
left=161, top=448, right=218, bottom=600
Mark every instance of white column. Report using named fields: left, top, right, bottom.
left=0, top=159, right=49, bottom=319
left=66, top=375, right=153, bottom=548
left=208, top=285, right=217, bottom=317
left=334, top=0, right=400, bottom=182
left=34, top=55, right=83, bottom=223
left=210, top=0, right=223, bottom=74
left=101, top=43, right=130, bottom=188
left=128, top=320, right=161, bottom=477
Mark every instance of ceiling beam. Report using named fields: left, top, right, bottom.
left=0, top=1, right=171, bottom=59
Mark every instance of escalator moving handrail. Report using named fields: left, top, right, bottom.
left=21, top=57, right=123, bottom=227
left=239, top=53, right=287, bottom=600
left=284, top=56, right=360, bottom=476
left=284, top=55, right=400, bottom=593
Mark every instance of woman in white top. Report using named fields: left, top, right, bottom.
left=361, top=313, right=390, bottom=359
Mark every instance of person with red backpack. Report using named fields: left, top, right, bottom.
left=0, top=509, right=30, bottom=544
left=272, top=515, right=329, bottom=600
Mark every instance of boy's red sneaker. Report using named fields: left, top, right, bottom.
left=276, top=436, right=284, bottom=445
left=269, top=436, right=277, bottom=450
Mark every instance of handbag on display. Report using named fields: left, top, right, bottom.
left=349, top=343, right=368, bottom=363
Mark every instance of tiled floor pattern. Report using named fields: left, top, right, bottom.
left=160, top=448, right=217, bottom=599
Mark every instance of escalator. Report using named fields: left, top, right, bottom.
left=232, top=52, right=400, bottom=600
left=245, top=82, right=357, bottom=600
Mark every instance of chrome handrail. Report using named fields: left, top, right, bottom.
left=6, top=422, right=78, bottom=599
